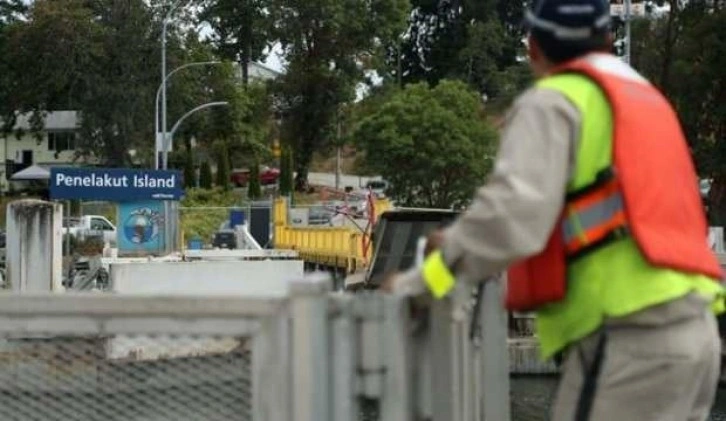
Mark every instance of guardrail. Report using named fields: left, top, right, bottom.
left=0, top=274, right=511, bottom=421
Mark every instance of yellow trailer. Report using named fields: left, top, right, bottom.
left=272, top=197, right=391, bottom=274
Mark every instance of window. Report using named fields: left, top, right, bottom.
left=48, top=131, right=76, bottom=152
left=90, top=218, right=114, bottom=231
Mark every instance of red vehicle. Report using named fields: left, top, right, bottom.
left=230, top=166, right=280, bottom=187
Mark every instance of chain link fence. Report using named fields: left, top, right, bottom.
left=180, top=206, right=241, bottom=245
left=0, top=334, right=252, bottom=421
left=0, top=294, right=275, bottom=421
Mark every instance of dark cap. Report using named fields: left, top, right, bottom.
left=525, top=0, right=611, bottom=41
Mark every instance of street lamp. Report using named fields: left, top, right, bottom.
left=160, top=0, right=188, bottom=170
left=162, top=101, right=230, bottom=170
left=154, top=60, right=221, bottom=169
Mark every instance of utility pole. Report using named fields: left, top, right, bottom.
left=335, top=112, right=341, bottom=191
left=624, top=0, right=632, bottom=64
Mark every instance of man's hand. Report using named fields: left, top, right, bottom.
left=424, top=229, right=445, bottom=256
left=380, top=229, right=444, bottom=293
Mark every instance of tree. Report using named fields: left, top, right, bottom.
left=352, top=80, right=497, bottom=209
left=199, top=161, right=213, bottom=189
left=389, top=0, right=529, bottom=106
left=0, top=0, right=27, bottom=126
left=215, top=142, right=231, bottom=190
left=270, top=0, right=409, bottom=190
left=198, top=0, right=271, bottom=87
left=248, top=156, right=262, bottom=199
left=183, top=143, right=196, bottom=189
left=278, top=145, right=293, bottom=195
left=2, top=0, right=248, bottom=166
left=630, top=5, right=726, bottom=224
left=2, top=0, right=104, bottom=135
left=3, top=0, right=162, bottom=165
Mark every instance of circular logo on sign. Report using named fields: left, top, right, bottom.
left=123, top=208, right=161, bottom=244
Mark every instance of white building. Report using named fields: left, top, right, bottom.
left=235, top=61, right=282, bottom=82
left=0, top=110, right=81, bottom=191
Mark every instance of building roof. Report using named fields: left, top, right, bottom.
left=236, top=61, right=283, bottom=82
left=12, top=111, right=79, bottom=131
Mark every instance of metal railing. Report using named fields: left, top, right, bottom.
left=0, top=275, right=511, bottom=421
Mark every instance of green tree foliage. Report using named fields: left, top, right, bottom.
left=248, top=156, right=262, bottom=199
left=199, top=161, right=213, bottom=189
left=2, top=0, right=104, bottom=136
left=270, top=0, right=409, bottom=190
left=215, top=142, right=231, bottom=190
left=352, top=80, right=497, bottom=209
left=183, top=149, right=196, bottom=189
left=390, top=0, right=529, bottom=107
left=278, top=145, right=293, bottom=196
left=198, top=0, right=271, bottom=87
left=0, top=0, right=27, bottom=126
left=0, top=0, right=265, bottom=167
left=630, top=4, right=726, bottom=223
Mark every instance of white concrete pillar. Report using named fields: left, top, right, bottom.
left=6, top=199, right=63, bottom=292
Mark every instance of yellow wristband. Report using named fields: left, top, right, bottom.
left=422, top=250, right=456, bottom=299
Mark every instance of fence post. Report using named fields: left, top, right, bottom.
left=480, top=276, right=511, bottom=421
left=6, top=199, right=63, bottom=292
left=290, top=275, right=331, bottom=421
left=253, top=304, right=291, bottom=421
left=331, top=294, right=357, bottom=421
left=428, top=294, right=463, bottom=421
left=380, top=294, right=414, bottom=421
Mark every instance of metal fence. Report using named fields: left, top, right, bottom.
left=0, top=275, right=511, bottom=421
left=179, top=204, right=273, bottom=249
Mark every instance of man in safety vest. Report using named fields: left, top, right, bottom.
left=382, top=0, right=725, bottom=419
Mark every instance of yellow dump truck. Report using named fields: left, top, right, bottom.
left=272, top=197, right=392, bottom=274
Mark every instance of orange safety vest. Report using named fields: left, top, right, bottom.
left=505, top=58, right=723, bottom=312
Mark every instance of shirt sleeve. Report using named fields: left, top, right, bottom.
left=392, top=87, right=581, bottom=294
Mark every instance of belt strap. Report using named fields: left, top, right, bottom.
left=575, top=333, right=607, bottom=421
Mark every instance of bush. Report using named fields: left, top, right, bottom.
left=184, top=150, right=196, bottom=189
left=216, top=144, right=230, bottom=190
left=199, top=161, right=213, bottom=189
left=248, top=156, right=262, bottom=200
left=279, top=146, right=293, bottom=195
left=180, top=188, right=244, bottom=243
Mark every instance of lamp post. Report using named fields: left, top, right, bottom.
left=161, top=100, right=228, bottom=254
left=162, top=101, right=230, bottom=170
left=154, top=60, right=221, bottom=169
left=160, top=0, right=188, bottom=170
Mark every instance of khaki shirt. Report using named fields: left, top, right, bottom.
left=393, top=86, right=581, bottom=295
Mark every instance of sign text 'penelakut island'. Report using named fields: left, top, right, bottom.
left=49, top=167, right=185, bottom=201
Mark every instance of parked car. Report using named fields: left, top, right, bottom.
left=63, top=215, right=117, bottom=245
left=365, top=179, right=389, bottom=198
left=230, top=166, right=281, bottom=187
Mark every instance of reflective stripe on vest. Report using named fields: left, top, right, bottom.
left=562, top=175, right=628, bottom=257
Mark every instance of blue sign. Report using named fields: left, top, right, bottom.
left=50, top=167, right=184, bottom=201
left=117, top=201, right=166, bottom=254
